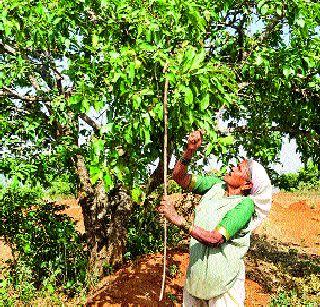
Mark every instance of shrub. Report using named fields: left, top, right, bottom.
left=276, top=161, right=320, bottom=191
left=277, top=173, right=299, bottom=191
left=270, top=290, right=318, bottom=306
left=46, top=178, right=74, bottom=199
left=0, top=182, right=88, bottom=302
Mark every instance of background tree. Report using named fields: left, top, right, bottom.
left=1, top=0, right=319, bottom=273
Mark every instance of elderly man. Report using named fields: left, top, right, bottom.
left=158, top=131, right=272, bottom=306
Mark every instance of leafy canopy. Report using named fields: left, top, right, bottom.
left=1, top=0, right=319, bottom=192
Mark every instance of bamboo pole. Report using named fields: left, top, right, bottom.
left=159, top=63, right=169, bottom=301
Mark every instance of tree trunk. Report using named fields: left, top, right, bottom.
left=146, top=137, right=174, bottom=194
left=76, top=155, right=133, bottom=276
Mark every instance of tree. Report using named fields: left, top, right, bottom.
left=1, top=0, right=319, bottom=273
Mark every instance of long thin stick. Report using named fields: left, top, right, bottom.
left=159, top=63, right=169, bottom=301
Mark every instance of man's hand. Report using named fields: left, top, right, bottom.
left=187, top=130, right=203, bottom=152
left=158, top=200, right=184, bottom=227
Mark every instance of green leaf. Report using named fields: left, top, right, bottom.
left=209, top=130, right=217, bottom=142
left=182, top=47, right=195, bottom=72
left=94, top=99, right=104, bottom=112
left=189, top=50, right=205, bottom=71
left=205, top=143, right=214, bottom=156
left=47, top=284, right=55, bottom=294
left=261, top=4, right=269, bottom=15
left=92, top=35, right=98, bottom=47
left=101, top=0, right=108, bottom=8
left=92, top=139, right=105, bottom=157
left=131, top=187, right=143, bottom=202
left=65, top=38, right=70, bottom=49
left=90, top=165, right=103, bottom=184
left=128, top=62, right=135, bottom=81
left=219, top=135, right=234, bottom=146
left=144, top=128, right=150, bottom=144
left=80, top=99, right=91, bottom=113
left=103, top=172, right=113, bottom=191
left=152, top=103, right=163, bottom=121
left=143, top=113, right=150, bottom=127
left=184, top=87, right=193, bottom=105
left=112, top=166, right=123, bottom=181
left=140, top=89, right=154, bottom=96
left=23, top=243, right=31, bottom=253
left=255, top=55, right=263, bottom=66
left=296, top=18, right=305, bottom=28
left=124, top=125, right=132, bottom=142
left=112, top=72, right=121, bottom=82
left=68, top=95, right=79, bottom=106
left=132, top=95, right=141, bottom=109
left=200, top=94, right=209, bottom=110
left=101, top=123, right=113, bottom=134
left=283, top=67, right=290, bottom=77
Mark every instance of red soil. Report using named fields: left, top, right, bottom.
left=259, top=192, right=320, bottom=254
left=86, top=250, right=270, bottom=306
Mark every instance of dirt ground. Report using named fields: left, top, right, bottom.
left=1, top=191, right=319, bottom=306
left=85, top=250, right=271, bottom=306
left=83, top=191, right=320, bottom=306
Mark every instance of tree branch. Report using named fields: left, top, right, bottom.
left=0, top=87, right=50, bottom=101
left=0, top=40, right=16, bottom=55
left=1, top=40, right=66, bottom=95
left=260, top=13, right=284, bottom=43
left=79, top=113, right=101, bottom=134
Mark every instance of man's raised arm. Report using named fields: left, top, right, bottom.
left=172, top=130, right=202, bottom=189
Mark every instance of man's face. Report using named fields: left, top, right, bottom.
left=224, top=160, right=250, bottom=188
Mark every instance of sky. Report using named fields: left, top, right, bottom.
left=201, top=138, right=303, bottom=175
left=272, top=136, right=303, bottom=174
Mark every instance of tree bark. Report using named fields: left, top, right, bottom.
left=76, top=154, right=133, bottom=276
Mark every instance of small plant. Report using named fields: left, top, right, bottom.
left=168, top=264, right=179, bottom=277
left=167, top=292, right=177, bottom=303
left=0, top=274, right=15, bottom=306
left=271, top=288, right=320, bottom=306
left=102, top=262, right=114, bottom=276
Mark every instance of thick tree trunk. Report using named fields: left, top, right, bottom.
left=76, top=155, right=133, bottom=276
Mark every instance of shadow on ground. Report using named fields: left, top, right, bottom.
left=246, top=234, right=320, bottom=295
